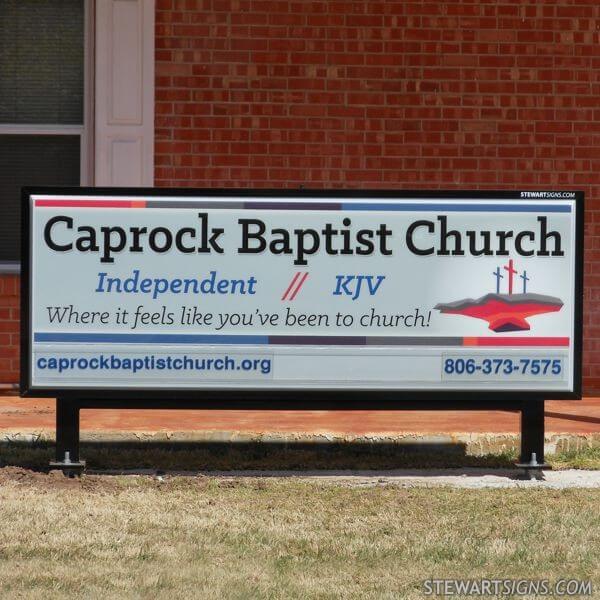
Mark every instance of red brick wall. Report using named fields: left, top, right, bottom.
left=0, top=275, right=20, bottom=384
left=155, top=0, right=600, bottom=393
left=4, top=1, right=599, bottom=391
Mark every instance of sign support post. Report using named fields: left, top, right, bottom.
left=517, top=399, right=548, bottom=478
left=49, top=398, right=85, bottom=475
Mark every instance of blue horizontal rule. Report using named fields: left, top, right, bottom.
left=341, top=203, right=571, bottom=212
left=34, top=332, right=269, bottom=345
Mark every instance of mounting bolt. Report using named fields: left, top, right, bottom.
left=64, top=451, right=72, bottom=465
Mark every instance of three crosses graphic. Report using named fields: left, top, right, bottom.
left=492, top=260, right=530, bottom=295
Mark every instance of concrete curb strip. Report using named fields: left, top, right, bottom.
left=2, top=428, right=599, bottom=455
left=72, top=468, right=600, bottom=489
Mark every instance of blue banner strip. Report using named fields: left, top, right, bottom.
left=341, top=203, right=571, bottom=212
left=34, top=333, right=269, bottom=345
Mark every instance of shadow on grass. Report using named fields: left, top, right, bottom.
left=0, top=440, right=518, bottom=472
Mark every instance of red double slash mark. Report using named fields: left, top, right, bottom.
left=281, top=272, right=309, bottom=301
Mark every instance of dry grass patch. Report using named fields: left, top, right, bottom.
left=0, top=470, right=599, bottom=599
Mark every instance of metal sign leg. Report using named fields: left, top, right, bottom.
left=50, top=398, right=86, bottom=476
left=517, top=400, right=550, bottom=479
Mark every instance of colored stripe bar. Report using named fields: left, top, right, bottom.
left=463, top=337, right=570, bottom=347
left=34, top=333, right=564, bottom=347
left=269, top=336, right=367, bottom=345
left=342, top=203, right=571, bottom=212
left=35, top=199, right=146, bottom=208
left=34, top=199, right=571, bottom=213
left=244, top=201, right=343, bottom=211
left=269, top=336, right=465, bottom=346
left=147, top=200, right=244, bottom=209
left=34, top=333, right=268, bottom=345
left=367, top=337, right=464, bottom=346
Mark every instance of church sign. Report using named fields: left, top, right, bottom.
left=21, top=188, right=583, bottom=399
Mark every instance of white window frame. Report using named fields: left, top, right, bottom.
left=0, top=0, right=95, bottom=273
left=94, top=0, right=154, bottom=187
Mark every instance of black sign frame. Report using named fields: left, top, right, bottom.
left=21, top=187, right=584, bottom=402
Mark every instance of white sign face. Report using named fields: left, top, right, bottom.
left=25, top=192, right=581, bottom=394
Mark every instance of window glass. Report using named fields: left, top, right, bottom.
left=0, top=135, right=80, bottom=261
left=0, top=0, right=84, bottom=124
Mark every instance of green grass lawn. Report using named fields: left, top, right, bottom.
left=0, top=471, right=598, bottom=599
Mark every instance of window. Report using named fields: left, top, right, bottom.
left=0, top=0, right=91, bottom=268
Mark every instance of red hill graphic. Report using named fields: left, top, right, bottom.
left=435, top=293, right=563, bottom=333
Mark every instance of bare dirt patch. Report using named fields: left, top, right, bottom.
left=0, top=466, right=122, bottom=493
